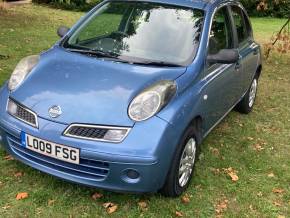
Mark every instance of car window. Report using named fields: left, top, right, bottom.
left=242, top=10, right=253, bottom=38
left=231, top=6, right=251, bottom=45
left=77, top=4, right=125, bottom=42
left=64, top=1, right=204, bottom=66
left=208, top=6, right=233, bottom=55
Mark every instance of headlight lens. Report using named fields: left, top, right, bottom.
left=8, top=55, right=39, bottom=91
left=128, top=80, right=176, bottom=121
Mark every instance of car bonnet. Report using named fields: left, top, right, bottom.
left=9, top=47, right=187, bottom=126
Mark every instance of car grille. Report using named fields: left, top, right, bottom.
left=16, top=105, right=37, bottom=125
left=65, top=126, right=108, bottom=139
left=7, top=134, right=110, bottom=181
left=8, top=99, right=38, bottom=128
left=64, top=124, right=130, bottom=142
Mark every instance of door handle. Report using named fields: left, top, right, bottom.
left=235, top=62, right=241, bottom=70
left=235, top=54, right=242, bottom=71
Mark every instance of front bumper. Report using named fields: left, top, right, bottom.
left=0, top=84, right=182, bottom=193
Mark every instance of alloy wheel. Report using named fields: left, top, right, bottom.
left=249, top=78, right=258, bottom=108
left=178, top=137, right=197, bottom=187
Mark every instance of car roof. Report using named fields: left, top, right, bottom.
left=109, top=0, right=234, bottom=10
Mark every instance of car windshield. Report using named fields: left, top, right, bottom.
left=62, top=1, right=204, bottom=66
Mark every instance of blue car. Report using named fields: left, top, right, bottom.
left=0, top=0, right=262, bottom=196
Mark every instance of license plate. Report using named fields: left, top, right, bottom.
left=21, top=132, right=80, bottom=164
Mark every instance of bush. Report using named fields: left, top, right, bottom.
left=32, top=0, right=290, bottom=17
left=32, top=0, right=101, bottom=11
left=240, top=0, right=290, bottom=18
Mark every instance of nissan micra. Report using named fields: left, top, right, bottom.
left=0, top=0, right=262, bottom=196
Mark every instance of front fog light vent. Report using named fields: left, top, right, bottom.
left=63, top=124, right=130, bottom=143
left=7, top=98, right=38, bottom=128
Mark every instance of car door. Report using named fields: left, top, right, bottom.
left=202, top=5, right=242, bottom=132
left=230, top=5, right=260, bottom=94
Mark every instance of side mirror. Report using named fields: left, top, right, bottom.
left=57, top=26, right=70, bottom=38
left=207, top=49, right=239, bottom=64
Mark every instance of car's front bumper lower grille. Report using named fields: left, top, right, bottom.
left=7, top=134, right=110, bottom=181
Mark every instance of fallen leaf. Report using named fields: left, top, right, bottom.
left=103, top=202, right=113, bottom=208
left=91, top=192, right=103, bottom=200
left=138, top=201, right=148, bottom=211
left=273, top=201, right=282, bottom=207
left=181, top=194, right=190, bottom=204
left=267, top=173, right=275, bottom=178
left=16, top=192, right=28, bottom=200
left=277, top=216, right=285, bottom=218
left=272, top=188, right=284, bottom=194
left=4, top=155, right=14, bottom=161
left=14, top=172, right=23, bottom=178
left=48, top=199, right=55, bottom=206
left=175, top=211, right=183, bottom=217
left=209, top=147, right=220, bottom=156
left=1, top=205, right=11, bottom=210
left=224, top=168, right=239, bottom=182
left=247, top=137, right=254, bottom=141
left=103, top=202, right=118, bottom=214
left=107, top=205, right=118, bottom=214
left=249, top=204, right=254, bottom=211
left=228, top=172, right=239, bottom=182
left=253, top=143, right=264, bottom=151
left=215, top=199, right=228, bottom=215
left=36, top=208, right=42, bottom=215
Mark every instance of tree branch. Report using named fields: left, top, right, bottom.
left=265, top=18, right=290, bottom=59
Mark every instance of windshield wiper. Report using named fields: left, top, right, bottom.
left=65, top=47, right=182, bottom=67
left=135, top=61, right=182, bottom=67
left=66, top=48, right=119, bottom=59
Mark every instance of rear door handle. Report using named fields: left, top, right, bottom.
left=235, top=55, right=242, bottom=71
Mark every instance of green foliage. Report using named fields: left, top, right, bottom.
left=240, top=0, right=290, bottom=18
left=31, top=0, right=290, bottom=17
left=32, top=0, right=101, bottom=11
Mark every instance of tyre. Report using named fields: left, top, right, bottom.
left=160, top=125, right=200, bottom=197
left=236, top=76, right=259, bottom=114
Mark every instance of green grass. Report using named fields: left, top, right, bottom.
left=0, top=4, right=289, bottom=218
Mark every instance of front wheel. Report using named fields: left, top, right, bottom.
left=236, top=77, right=259, bottom=114
left=160, top=125, right=200, bottom=197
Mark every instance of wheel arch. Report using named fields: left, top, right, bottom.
left=187, top=115, right=203, bottom=145
left=256, top=64, right=262, bottom=79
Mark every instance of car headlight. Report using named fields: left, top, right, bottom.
left=128, top=80, right=176, bottom=121
left=8, top=55, right=40, bottom=91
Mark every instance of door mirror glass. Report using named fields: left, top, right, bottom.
left=207, top=49, right=239, bottom=64
left=57, top=26, right=70, bottom=38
